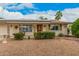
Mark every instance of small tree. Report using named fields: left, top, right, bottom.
left=55, top=10, right=62, bottom=20
left=44, top=17, right=48, bottom=20
left=0, top=17, right=3, bottom=19
left=39, top=16, right=48, bottom=20
left=39, top=16, right=44, bottom=20
left=71, top=18, right=79, bottom=37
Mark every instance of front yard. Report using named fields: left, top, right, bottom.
left=0, top=37, right=79, bottom=56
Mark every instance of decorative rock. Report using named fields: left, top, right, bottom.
left=2, top=40, right=7, bottom=44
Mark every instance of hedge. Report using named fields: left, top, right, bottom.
left=34, top=32, right=55, bottom=39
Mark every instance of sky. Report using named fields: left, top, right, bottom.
left=0, top=3, right=79, bottom=22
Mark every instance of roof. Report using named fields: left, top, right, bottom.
left=0, top=19, right=72, bottom=24
left=50, top=20, right=72, bottom=24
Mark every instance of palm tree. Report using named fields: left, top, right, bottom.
left=55, top=10, right=62, bottom=20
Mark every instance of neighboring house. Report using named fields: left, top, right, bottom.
left=0, top=19, right=72, bottom=39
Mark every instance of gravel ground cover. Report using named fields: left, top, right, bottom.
left=0, top=38, right=79, bottom=56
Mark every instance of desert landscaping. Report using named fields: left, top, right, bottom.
left=0, top=37, right=79, bottom=56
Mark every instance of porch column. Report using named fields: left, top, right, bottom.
left=7, top=24, right=10, bottom=38
left=43, top=24, right=49, bottom=32
left=62, top=24, right=67, bottom=35
left=33, top=24, right=37, bottom=32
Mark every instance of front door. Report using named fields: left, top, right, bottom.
left=37, top=24, right=43, bottom=32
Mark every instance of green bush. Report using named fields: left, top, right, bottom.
left=34, top=32, right=55, bottom=39
left=58, top=33, right=64, bottom=37
left=75, top=31, right=79, bottom=38
left=71, top=18, right=79, bottom=37
left=13, top=32, right=25, bottom=40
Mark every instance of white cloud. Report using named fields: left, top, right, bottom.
left=0, top=3, right=9, bottom=7
left=23, top=10, right=56, bottom=20
left=20, top=3, right=35, bottom=8
left=0, top=6, right=3, bottom=11
left=0, top=6, right=4, bottom=18
left=1, top=9, right=56, bottom=20
left=5, top=5, right=24, bottom=10
left=23, top=13, right=53, bottom=20
left=3, top=9, right=23, bottom=19
left=62, top=8, right=79, bottom=22
left=3, top=3, right=35, bottom=10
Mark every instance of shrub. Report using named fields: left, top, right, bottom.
left=28, top=36, right=30, bottom=39
left=75, top=31, right=79, bottom=38
left=58, top=33, right=64, bottom=37
left=34, top=32, right=55, bottom=39
left=13, top=32, right=25, bottom=40
left=71, top=18, right=79, bottom=37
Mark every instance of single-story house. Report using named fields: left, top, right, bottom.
left=0, top=19, right=72, bottom=39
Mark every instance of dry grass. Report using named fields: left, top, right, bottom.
left=0, top=37, right=79, bottom=56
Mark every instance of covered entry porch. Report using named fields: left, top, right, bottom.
left=7, top=23, right=50, bottom=39
left=7, top=24, right=68, bottom=39
left=0, top=20, right=70, bottom=39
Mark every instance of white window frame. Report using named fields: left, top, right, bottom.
left=20, top=25, right=32, bottom=32
left=50, top=25, right=59, bottom=31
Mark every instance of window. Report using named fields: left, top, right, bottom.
left=20, top=25, right=32, bottom=32
left=51, top=25, right=59, bottom=30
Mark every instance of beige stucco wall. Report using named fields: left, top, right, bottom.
left=8, top=23, right=68, bottom=38
left=0, top=23, right=8, bottom=40
left=49, top=24, right=68, bottom=36
left=9, top=24, right=19, bottom=38
left=43, top=24, right=49, bottom=32
left=0, top=23, right=68, bottom=39
left=9, top=24, right=36, bottom=39
left=0, top=24, right=8, bottom=35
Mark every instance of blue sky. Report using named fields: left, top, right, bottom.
left=1, top=3, right=79, bottom=22
left=33, top=3, right=79, bottom=10
left=3, top=3, right=79, bottom=15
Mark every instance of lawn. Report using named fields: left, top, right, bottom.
left=0, top=37, right=79, bottom=56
